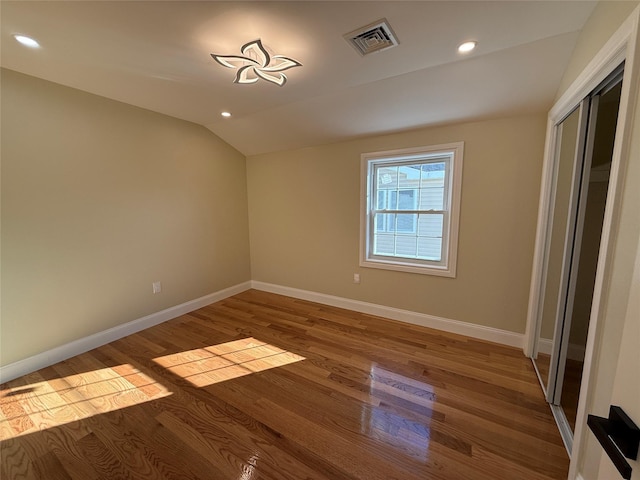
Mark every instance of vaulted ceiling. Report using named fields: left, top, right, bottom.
left=1, top=1, right=597, bottom=155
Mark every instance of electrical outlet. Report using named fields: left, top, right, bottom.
left=152, top=281, right=162, bottom=294
left=353, top=273, right=361, bottom=284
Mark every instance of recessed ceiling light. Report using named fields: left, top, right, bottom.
left=221, top=112, right=232, bottom=118
left=458, top=41, right=477, bottom=53
left=14, top=35, right=40, bottom=48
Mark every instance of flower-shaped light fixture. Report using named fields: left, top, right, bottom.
left=211, top=39, right=302, bottom=87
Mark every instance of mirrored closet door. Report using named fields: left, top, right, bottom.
left=531, top=66, right=623, bottom=450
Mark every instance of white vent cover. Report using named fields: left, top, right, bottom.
left=344, top=18, right=399, bottom=56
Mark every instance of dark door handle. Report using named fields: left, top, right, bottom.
left=587, top=406, right=639, bottom=480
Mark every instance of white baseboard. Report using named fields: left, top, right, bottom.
left=0, top=281, right=252, bottom=383
left=251, top=281, right=524, bottom=349
left=1, top=280, right=528, bottom=383
left=538, top=337, right=553, bottom=355
left=537, top=338, right=586, bottom=362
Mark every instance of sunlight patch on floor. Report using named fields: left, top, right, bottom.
left=0, top=364, right=171, bottom=440
left=153, top=337, right=305, bottom=387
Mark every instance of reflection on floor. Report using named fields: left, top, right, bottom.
left=1, top=290, right=569, bottom=479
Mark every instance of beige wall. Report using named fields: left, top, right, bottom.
left=597, top=237, right=640, bottom=480
left=552, top=2, right=640, bottom=479
left=1, top=69, right=251, bottom=366
left=556, top=1, right=640, bottom=99
left=247, top=115, right=546, bottom=333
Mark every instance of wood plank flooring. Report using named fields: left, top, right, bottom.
left=1, top=289, right=569, bottom=479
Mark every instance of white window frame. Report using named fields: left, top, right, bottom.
left=360, top=142, right=464, bottom=277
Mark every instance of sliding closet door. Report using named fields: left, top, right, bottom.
left=533, top=103, right=587, bottom=395
left=549, top=94, right=598, bottom=405
left=544, top=97, right=590, bottom=405
left=543, top=69, right=623, bottom=448
left=557, top=79, right=622, bottom=431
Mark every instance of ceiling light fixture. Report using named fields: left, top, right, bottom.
left=221, top=111, right=232, bottom=118
left=211, top=39, right=302, bottom=87
left=458, top=41, right=477, bottom=53
left=14, top=34, right=40, bottom=48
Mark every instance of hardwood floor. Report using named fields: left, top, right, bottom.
left=1, top=290, right=569, bottom=479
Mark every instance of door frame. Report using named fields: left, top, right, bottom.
left=523, top=5, right=640, bottom=475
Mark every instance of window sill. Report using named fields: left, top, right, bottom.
left=359, top=258, right=456, bottom=278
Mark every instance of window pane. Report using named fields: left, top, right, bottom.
left=375, top=213, right=396, bottom=233
left=389, top=191, right=398, bottom=209
left=398, top=165, right=421, bottom=189
left=419, top=161, right=446, bottom=188
left=419, top=187, right=444, bottom=210
left=398, top=190, right=416, bottom=210
left=377, top=167, right=397, bottom=190
left=417, top=214, right=443, bottom=237
left=396, top=213, right=417, bottom=233
left=395, top=236, right=417, bottom=257
left=374, top=234, right=395, bottom=255
left=417, top=237, right=442, bottom=261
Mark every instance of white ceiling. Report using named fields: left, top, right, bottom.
left=1, top=1, right=597, bottom=156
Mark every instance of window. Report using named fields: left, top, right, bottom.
left=360, top=142, right=464, bottom=277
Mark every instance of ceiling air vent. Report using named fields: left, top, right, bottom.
left=344, top=18, right=399, bottom=56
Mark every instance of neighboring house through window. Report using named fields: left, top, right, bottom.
left=360, top=142, right=464, bottom=277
